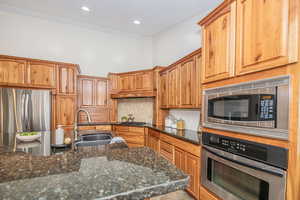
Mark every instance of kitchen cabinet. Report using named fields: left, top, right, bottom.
left=27, top=61, right=56, bottom=88
left=159, top=48, right=202, bottom=109
left=180, top=59, right=195, bottom=107
left=160, top=71, right=168, bottom=108
left=168, top=66, right=180, bottom=107
left=0, top=58, right=27, bottom=85
left=110, top=69, right=156, bottom=98
left=185, top=153, right=200, bottom=199
left=78, top=125, right=112, bottom=131
left=199, top=1, right=236, bottom=83
left=56, top=95, right=76, bottom=126
left=160, top=140, right=174, bottom=163
left=78, top=75, right=110, bottom=123
left=200, top=186, right=219, bottom=200
left=147, top=129, right=160, bottom=152
left=236, top=0, right=298, bottom=75
left=174, top=147, right=186, bottom=174
left=119, top=74, right=135, bottom=91
left=114, top=126, right=145, bottom=147
left=57, top=65, right=77, bottom=94
left=135, top=71, right=153, bottom=91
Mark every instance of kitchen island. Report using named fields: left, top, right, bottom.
left=0, top=142, right=189, bottom=200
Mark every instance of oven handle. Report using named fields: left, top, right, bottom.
left=203, top=146, right=286, bottom=177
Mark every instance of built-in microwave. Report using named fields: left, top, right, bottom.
left=203, top=76, right=289, bottom=140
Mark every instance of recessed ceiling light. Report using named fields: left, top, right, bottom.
left=81, top=6, right=90, bottom=12
left=133, top=20, right=141, bottom=25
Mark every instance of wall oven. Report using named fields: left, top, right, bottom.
left=201, top=132, right=288, bottom=200
left=203, top=76, right=289, bottom=140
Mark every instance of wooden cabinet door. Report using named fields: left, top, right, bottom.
left=80, top=78, right=94, bottom=106
left=58, top=66, right=76, bottom=94
left=28, top=61, right=56, bottom=88
left=135, top=71, right=153, bottom=91
left=56, top=95, right=75, bottom=126
left=180, top=59, right=196, bottom=108
left=108, top=73, right=119, bottom=94
left=95, top=79, right=108, bottom=106
left=0, top=58, right=27, bottom=85
left=148, top=129, right=160, bottom=152
left=168, top=67, right=180, bottom=107
left=174, top=147, right=186, bottom=172
left=119, top=74, right=135, bottom=91
left=185, top=153, right=200, bottom=199
left=201, top=2, right=236, bottom=83
left=160, top=72, right=168, bottom=108
left=236, top=0, right=298, bottom=75
left=195, top=53, right=202, bottom=108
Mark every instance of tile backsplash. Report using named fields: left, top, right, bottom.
left=169, top=109, right=201, bottom=131
left=117, top=98, right=153, bottom=123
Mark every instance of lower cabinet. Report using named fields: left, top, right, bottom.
left=148, top=129, right=160, bottom=152
left=200, top=186, right=219, bottom=200
left=146, top=129, right=201, bottom=200
left=114, top=126, right=145, bottom=147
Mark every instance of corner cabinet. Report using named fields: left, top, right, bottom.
left=199, top=1, right=236, bottom=83
left=236, top=0, right=298, bottom=75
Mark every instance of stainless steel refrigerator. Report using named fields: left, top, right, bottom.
left=0, top=88, right=51, bottom=149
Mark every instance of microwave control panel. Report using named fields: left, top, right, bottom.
left=259, top=95, right=275, bottom=120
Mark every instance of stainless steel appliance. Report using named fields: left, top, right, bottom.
left=203, top=76, right=289, bottom=140
left=201, top=132, right=288, bottom=200
left=0, top=88, right=51, bottom=149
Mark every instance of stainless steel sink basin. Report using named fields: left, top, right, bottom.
left=74, top=133, right=112, bottom=148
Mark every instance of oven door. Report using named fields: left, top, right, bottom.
left=201, top=147, right=286, bottom=200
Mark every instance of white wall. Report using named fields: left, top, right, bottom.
left=0, top=11, right=153, bottom=77
left=152, top=13, right=208, bottom=131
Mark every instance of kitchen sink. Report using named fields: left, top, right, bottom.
left=74, top=133, right=112, bottom=148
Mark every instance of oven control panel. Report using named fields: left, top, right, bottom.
left=203, top=132, right=288, bottom=169
left=259, top=95, right=275, bottom=120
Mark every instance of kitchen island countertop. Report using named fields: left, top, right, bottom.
left=0, top=143, right=189, bottom=200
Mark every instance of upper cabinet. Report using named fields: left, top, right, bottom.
left=57, top=65, right=77, bottom=95
left=236, top=0, right=298, bottom=75
left=199, top=1, right=236, bottom=83
left=159, top=49, right=202, bottom=109
left=78, top=75, right=110, bottom=123
left=0, top=58, right=27, bottom=85
left=199, top=0, right=298, bottom=83
left=27, top=61, right=56, bottom=88
left=109, top=69, right=156, bottom=98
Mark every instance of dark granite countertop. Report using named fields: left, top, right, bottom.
left=0, top=143, right=189, bottom=200
left=78, top=122, right=202, bottom=145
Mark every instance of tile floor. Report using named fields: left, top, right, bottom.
left=150, top=190, right=194, bottom=200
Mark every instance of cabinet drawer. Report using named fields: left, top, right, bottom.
left=121, top=135, right=144, bottom=145
left=148, top=129, right=160, bottom=138
left=78, top=126, right=97, bottom=131
left=129, top=126, right=144, bottom=133
left=160, top=140, right=174, bottom=162
left=96, top=125, right=111, bottom=131
left=115, top=126, right=129, bottom=132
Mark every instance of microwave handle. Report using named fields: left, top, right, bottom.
left=203, top=146, right=285, bottom=177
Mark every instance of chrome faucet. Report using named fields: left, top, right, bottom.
left=74, top=109, right=92, bottom=140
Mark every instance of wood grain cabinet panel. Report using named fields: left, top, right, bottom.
left=58, top=66, right=76, bottom=94
left=168, top=67, right=180, bottom=107
left=119, top=74, right=135, bottom=91
left=174, top=147, right=186, bottom=172
left=56, top=95, right=76, bottom=126
left=0, top=58, right=27, bottom=85
left=185, top=153, right=200, bottom=199
left=27, top=61, right=56, bottom=88
left=200, top=186, right=219, bottom=200
left=180, top=59, right=196, bottom=107
left=236, top=0, right=298, bottom=75
left=199, top=1, right=236, bottom=83
left=95, top=79, right=108, bottom=106
left=160, top=72, right=168, bottom=108
left=114, top=126, right=145, bottom=147
left=78, top=76, right=110, bottom=123
left=135, top=71, right=153, bottom=91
